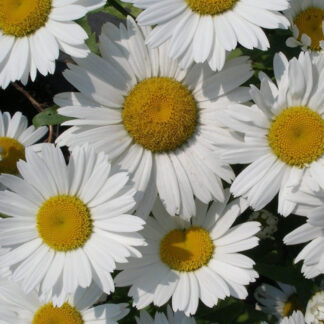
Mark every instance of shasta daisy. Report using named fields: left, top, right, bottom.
left=0, top=144, right=145, bottom=304
left=305, top=291, right=324, bottom=324
left=0, top=0, right=105, bottom=88
left=280, top=311, right=306, bottom=324
left=216, top=51, right=324, bottom=216
left=125, top=0, right=290, bottom=71
left=115, top=192, right=260, bottom=315
left=0, top=278, right=129, bottom=323
left=255, top=281, right=303, bottom=319
left=285, top=0, right=324, bottom=52
left=0, top=110, right=47, bottom=182
left=55, top=17, right=253, bottom=220
left=284, top=176, right=324, bottom=279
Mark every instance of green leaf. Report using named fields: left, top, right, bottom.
left=103, top=0, right=142, bottom=19
left=32, top=106, right=73, bottom=127
left=77, top=16, right=100, bottom=55
left=77, top=16, right=91, bottom=34
left=86, top=32, right=100, bottom=55
left=236, top=304, right=268, bottom=324
left=227, top=48, right=243, bottom=60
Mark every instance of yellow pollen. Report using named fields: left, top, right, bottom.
left=36, top=195, right=92, bottom=252
left=32, top=302, right=84, bottom=324
left=268, top=106, right=324, bottom=167
left=0, top=137, right=25, bottom=174
left=282, top=293, right=303, bottom=317
left=294, top=7, right=324, bottom=51
left=185, top=0, right=238, bottom=16
left=160, top=226, right=214, bottom=272
left=122, top=77, right=197, bottom=153
left=0, top=0, right=52, bottom=37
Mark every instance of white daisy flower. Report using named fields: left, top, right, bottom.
left=0, top=143, right=146, bottom=305
left=114, top=192, right=260, bottom=316
left=280, top=311, right=306, bottom=324
left=249, top=209, right=278, bottom=240
left=283, top=176, right=324, bottom=279
left=285, top=0, right=324, bottom=53
left=123, top=0, right=290, bottom=71
left=305, top=291, right=324, bottom=324
left=0, top=278, right=129, bottom=323
left=0, top=0, right=105, bottom=89
left=254, top=281, right=302, bottom=319
left=215, top=51, right=324, bottom=216
left=0, top=110, right=47, bottom=182
left=136, top=305, right=196, bottom=324
left=55, top=17, right=253, bottom=220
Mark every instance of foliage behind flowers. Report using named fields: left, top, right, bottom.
left=0, top=0, right=324, bottom=324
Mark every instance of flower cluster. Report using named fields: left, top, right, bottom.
left=1, top=0, right=324, bottom=323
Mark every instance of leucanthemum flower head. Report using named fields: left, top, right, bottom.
left=136, top=305, right=196, bottom=324
left=0, top=278, right=129, bottom=323
left=55, top=17, right=253, bottom=220
left=254, top=282, right=303, bottom=319
left=280, top=311, right=306, bottom=324
left=123, top=0, right=290, bottom=71
left=0, top=0, right=106, bottom=89
left=216, top=51, right=324, bottom=216
left=0, top=110, right=47, bottom=182
left=262, top=312, right=307, bottom=324
left=114, top=192, right=260, bottom=316
left=0, top=144, right=146, bottom=305
left=284, top=176, right=324, bottom=279
left=305, top=291, right=324, bottom=324
left=285, top=0, right=324, bottom=53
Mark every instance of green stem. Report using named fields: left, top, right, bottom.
left=107, top=0, right=135, bottom=19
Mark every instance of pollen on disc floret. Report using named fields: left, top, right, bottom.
left=36, top=195, right=93, bottom=252
left=32, top=302, right=84, bottom=324
left=268, top=106, right=324, bottom=167
left=0, top=137, right=25, bottom=174
left=185, top=0, right=238, bottom=16
left=122, top=77, right=197, bottom=153
left=282, top=293, right=303, bottom=317
left=160, top=226, right=214, bottom=272
left=0, top=0, right=52, bottom=37
left=294, top=7, right=324, bottom=51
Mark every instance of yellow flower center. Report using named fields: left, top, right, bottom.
left=122, top=77, right=197, bottom=153
left=294, top=7, right=324, bottom=51
left=160, top=226, right=214, bottom=272
left=0, top=137, right=25, bottom=174
left=36, top=195, right=93, bottom=252
left=185, top=0, right=238, bottom=16
left=0, top=0, right=52, bottom=37
left=282, top=293, right=303, bottom=317
left=268, top=106, right=324, bottom=167
left=32, top=302, right=84, bottom=324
